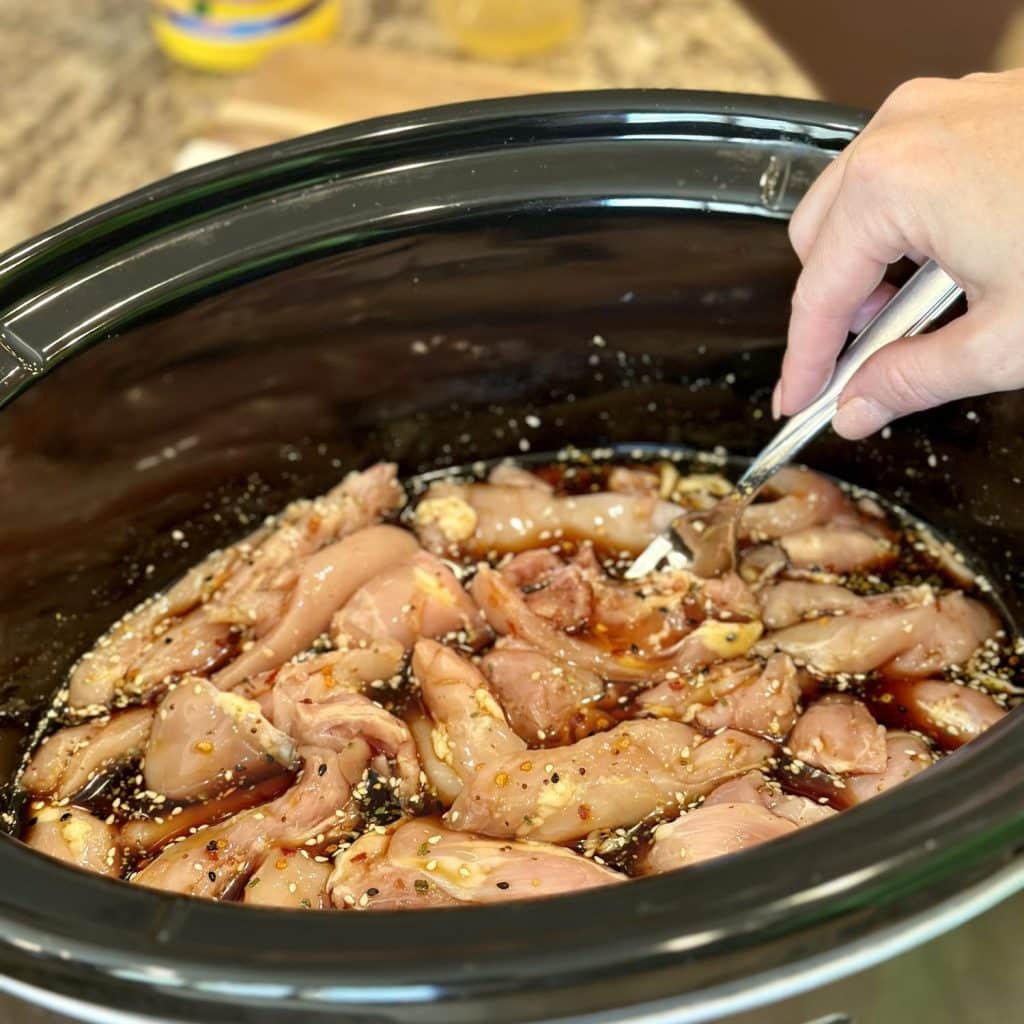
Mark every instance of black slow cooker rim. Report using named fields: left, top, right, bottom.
left=0, top=90, right=1021, bottom=1023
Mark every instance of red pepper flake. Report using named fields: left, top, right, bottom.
left=578, top=804, right=591, bottom=821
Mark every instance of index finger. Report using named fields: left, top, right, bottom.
left=779, top=162, right=913, bottom=415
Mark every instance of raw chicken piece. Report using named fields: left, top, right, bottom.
left=332, top=551, right=488, bottom=650
left=886, top=594, right=1000, bottom=677
left=638, top=802, right=797, bottom=874
left=500, top=549, right=565, bottom=587
left=24, top=806, right=122, bottom=877
left=408, top=706, right=463, bottom=806
left=214, top=525, right=420, bottom=688
left=704, top=771, right=836, bottom=826
left=769, top=791, right=839, bottom=826
left=69, top=464, right=406, bottom=709
left=473, top=566, right=640, bottom=680
left=788, top=695, right=887, bottom=775
left=134, top=741, right=370, bottom=898
left=413, top=639, right=525, bottom=787
left=738, top=543, right=788, bottom=586
left=760, top=581, right=866, bottom=630
left=480, top=638, right=604, bottom=743
left=413, top=481, right=681, bottom=557
left=447, top=721, right=774, bottom=843
left=698, top=573, right=762, bottom=622
left=270, top=682, right=421, bottom=806
left=243, top=847, right=331, bottom=909
left=472, top=567, right=762, bottom=684
left=122, top=775, right=292, bottom=856
left=882, top=679, right=1007, bottom=749
left=607, top=466, right=660, bottom=496
left=573, top=544, right=758, bottom=651
left=240, top=638, right=407, bottom=707
left=779, top=525, right=896, bottom=573
left=501, top=548, right=600, bottom=633
left=144, top=678, right=296, bottom=802
left=329, top=818, right=622, bottom=910
left=487, top=461, right=553, bottom=491
left=846, top=731, right=934, bottom=804
left=740, top=467, right=849, bottom=540
left=757, top=587, right=997, bottom=676
left=521, top=564, right=593, bottom=633
left=638, top=654, right=802, bottom=740
left=21, top=708, right=153, bottom=799
left=68, top=551, right=239, bottom=711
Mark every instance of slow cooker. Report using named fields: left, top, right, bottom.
left=0, top=91, right=1021, bottom=1024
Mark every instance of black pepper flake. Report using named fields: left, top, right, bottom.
left=414, top=879, right=430, bottom=894
left=578, top=768, right=586, bottom=776
left=164, top=637, right=174, bottom=645
left=496, top=881, right=510, bottom=890
left=317, top=763, right=328, bottom=776
left=299, top=898, right=312, bottom=908
left=208, top=871, right=217, bottom=883
left=26, top=817, right=37, bottom=827
left=366, top=887, right=379, bottom=897
left=551, top=772, right=560, bottom=783
left=207, top=840, right=218, bottom=851
left=60, top=812, right=72, bottom=822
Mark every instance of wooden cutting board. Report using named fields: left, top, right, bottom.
left=177, top=42, right=590, bottom=170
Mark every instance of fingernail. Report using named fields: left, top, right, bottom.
left=771, top=381, right=783, bottom=420
left=833, top=396, right=890, bottom=439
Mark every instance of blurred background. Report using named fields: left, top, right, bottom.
left=3, top=0, right=1024, bottom=253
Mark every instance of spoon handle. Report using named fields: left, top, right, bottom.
left=739, top=259, right=964, bottom=494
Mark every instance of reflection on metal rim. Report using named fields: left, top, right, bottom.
left=565, top=858, right=1024, bottom=1024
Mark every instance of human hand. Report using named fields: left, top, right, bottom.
left=777, top=70, right=1024, bottom=438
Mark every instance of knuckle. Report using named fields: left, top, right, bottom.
left=882, top=356, right=945, bottom=412
left=843, top=139, right=894, bottom=192
left=787, top=208, right=811, bottom=259
left=881, top=76, right=943, bottom=114
left=790, top=276, right=823, bottom=317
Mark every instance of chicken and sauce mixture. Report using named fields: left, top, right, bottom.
left=14, top=456, right=1018, bottom=909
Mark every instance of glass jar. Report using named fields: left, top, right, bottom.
left=430, top=0, right=583, bottom=61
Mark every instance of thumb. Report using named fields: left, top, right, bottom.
left=831, top=310, right=1010, bottom=439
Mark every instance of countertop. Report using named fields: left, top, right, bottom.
left=0, top=0, right=815, bottom=253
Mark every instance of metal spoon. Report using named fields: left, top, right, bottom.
left=625, top=259, right=964, bottom=580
